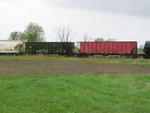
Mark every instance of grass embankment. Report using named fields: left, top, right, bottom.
left=0, top=75, right=150, bottom=113
left=0, top=55, right=150, bottom=66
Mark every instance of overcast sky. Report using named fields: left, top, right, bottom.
left=0, top=0, right=150, bottom=46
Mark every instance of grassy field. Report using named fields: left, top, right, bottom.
left=0, top=75, right=149, bottom=113
left=0, top=55, right=150, bottom=66
left=0, top=56, right=150, bottom=113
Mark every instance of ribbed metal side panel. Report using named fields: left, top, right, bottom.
left=25, top=42, right=75, bottom=54
left=79, top=42, right=137, bottom=55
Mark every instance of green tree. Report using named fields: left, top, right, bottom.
left=94, top=38, right=116, bottom=42
left=21, top=23, right=45, bottom=42
left=9, top=31, right=22, bottom=40
left=106, top=38, right=116, bottom=42
left=94, top=37, right=104, bottom=42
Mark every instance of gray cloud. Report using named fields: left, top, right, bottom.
left=44, top=0, right=150, bottom=17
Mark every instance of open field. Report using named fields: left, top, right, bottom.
left=0, top=56, right=150, bottom=76
left=0, top=60, right=150, bottom=76
left=0, top=56, right=150, bottom=113
left=0, top=55, right=150, bottom=66
left=0, top=75, right=150, bottom=113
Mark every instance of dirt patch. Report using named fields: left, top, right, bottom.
left=0, top=60, right=150, bottom=76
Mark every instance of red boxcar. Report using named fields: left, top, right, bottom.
left=77, top=41, right=137, bottom=55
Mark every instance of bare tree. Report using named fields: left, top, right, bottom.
left=83, top=33, right=92, bottom=42
left=54, top=26, right=76, bottom=42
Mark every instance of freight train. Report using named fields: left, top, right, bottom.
left=0, top=40, right=150, bottom=58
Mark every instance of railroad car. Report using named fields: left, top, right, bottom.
left=144, top=41, right=150, bottom=58
left=23, top=42, right=75, bottom=55
left=0, top=40, right=22, bottom=55
left=77, top=41, right=137, bottom=57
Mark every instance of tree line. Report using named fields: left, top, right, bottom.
left=9, top=22, right=116, bottom=42
left=9, top=23, right=45, bottom=42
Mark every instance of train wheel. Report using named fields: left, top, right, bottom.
left=143, top=54, right=150, bottom=59
left=126, top=55, right=132, bottom=59
left=77, top=53, right=88, bottom=58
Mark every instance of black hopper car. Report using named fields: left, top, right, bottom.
left=23, top=42, right=75, bottom=55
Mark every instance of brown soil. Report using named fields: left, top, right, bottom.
left=0, top=60, right=150, bottom=76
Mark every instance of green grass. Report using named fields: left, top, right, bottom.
left=138, top=49, right=144, bottom=54
left=0, top=75, right=150, bottom=113
left=0, top=55, right=150, bottom=66
left=93, top=55, right=120, bottom=58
